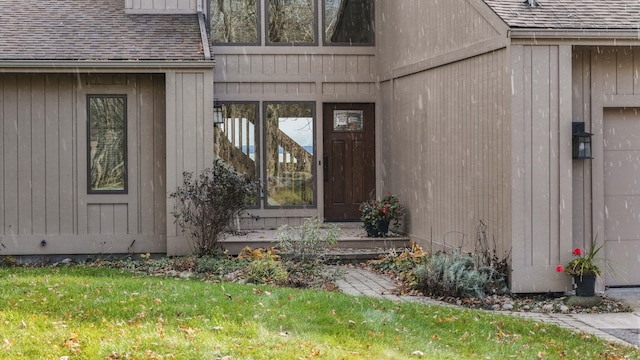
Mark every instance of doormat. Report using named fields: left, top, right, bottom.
left=601, top=328, right=640, bottom=347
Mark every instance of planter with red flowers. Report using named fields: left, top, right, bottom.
left=359, top=193, right=405, bottom=237
left=556, top=241, right=603, bottom=297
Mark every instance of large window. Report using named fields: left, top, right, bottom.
left=215, top=102, right=316, bottom=208
left=215, top=103, right=259, bottom=205
left=209, top=0, right=374, bottom=46
left=324, top=0, right=374, bottom=45
left=265, top=102, right=315, bottom=206
left=267, top=0, right=317, bottom=44
left=87, top=95, right=127, bottom=193
left=210, top=0, right=259, bottom=44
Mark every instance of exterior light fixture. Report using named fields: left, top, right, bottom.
left=213, top=99, right=223, bottom=126
left=572, top=122, right=593, bottom=160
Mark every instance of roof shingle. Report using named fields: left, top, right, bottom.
left=484, top=0, right=640, bottom=29
left=0, top=0, right=204, bottom=61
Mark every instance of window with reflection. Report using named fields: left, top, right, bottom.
left=87, top=95, right=127, bottom=193
left=267, top=0, right=316, bottom=44
left=210, top=0, right=259, bottom=44
left=214, top=103, right=259, bottom=205
left=265, top=102, right=314, bottom=206
left=324, top=0, right=374, bottom=45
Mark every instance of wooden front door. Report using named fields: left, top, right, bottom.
left=323, top=103, right=375, bottom=221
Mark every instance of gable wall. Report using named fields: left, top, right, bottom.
left=377, top=0, right=511, bottom=261
left=377, top=0, right=508, bottom=78
left=380, top=50, right=511, bottom=257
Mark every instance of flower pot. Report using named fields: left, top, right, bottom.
left=365, top=219, right=390, bottom=237
left=573, top=274, right=597, bottom=297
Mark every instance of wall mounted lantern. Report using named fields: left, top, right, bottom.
left=572, top=122, right=593, bottom=160
left=213, top=99, right=224, bottom=127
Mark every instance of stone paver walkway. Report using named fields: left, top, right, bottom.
left=334, top=266, right=640, bottom=348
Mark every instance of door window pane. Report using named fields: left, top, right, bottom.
left=267, top=0, right=316, bottom=44
left=88, top=95, right=127, bottom=193
left=333, top=110, right=363, bottom=131
left=324, top=0, right=374, bottom=45
left=210, top=0, right=259, bottom=44
left=265, top=103, right=314, bottom=206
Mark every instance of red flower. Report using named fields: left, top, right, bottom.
left=572, top=248, right=582, bottom=256
left=556, top=265, right=564, bottom=273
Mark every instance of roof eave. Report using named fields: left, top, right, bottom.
left=509, top=28, right=640, bottom=40
left=0, top=59, right=215, bottom=73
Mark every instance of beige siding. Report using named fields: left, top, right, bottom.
left=376, top=0, right=508, bottom=77
left=0, top=74, right=166, bottom=255
left=381, top=50, right=511, bottom=259
left=574, top=46, right=640, bottom=286
left=125, top=0, right=196, bottom=13
left=166, top=70, right=214, bottom=255
left=375, top=0, right=511, bottom=276
left=510, top=45, right=574, bottom=293
left=1, top=74, right=76, bottom=238
left=572, top=48, right=593, bottom=255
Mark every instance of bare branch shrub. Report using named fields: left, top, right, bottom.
left=169, top=159, right=259, bottom=256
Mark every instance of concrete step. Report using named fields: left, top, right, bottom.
left=220, top=227, right=409, bottom=256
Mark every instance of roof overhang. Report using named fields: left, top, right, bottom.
left=509, top=28, right=640, bottom=45
left=0, top=60, right=215, bottom=73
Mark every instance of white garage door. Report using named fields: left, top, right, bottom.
left=604, top=108, right=640, bottom=286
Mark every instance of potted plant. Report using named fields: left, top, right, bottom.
left=556, top=240, right=603, bottom=297
left=359, top=193, right=405, bottom=237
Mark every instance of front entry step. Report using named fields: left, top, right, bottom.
left=220, top=226, right=410, bottom=260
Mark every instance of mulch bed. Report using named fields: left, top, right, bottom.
left=358, top=264, right=632, bottom=314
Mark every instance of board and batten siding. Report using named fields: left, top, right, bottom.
left=510, top=45, right=574, bottom=293
left=573, top=46, right=640, bottom=286
left=166, top=70, right=214, bottom=255
left=376, top=0, right=508, bottom=78
left=0, top=73, right=167, bottom=255
left=380, top=49, right=511, bottom=260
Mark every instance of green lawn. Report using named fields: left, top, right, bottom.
left=0, top=266, right=636, bottom=359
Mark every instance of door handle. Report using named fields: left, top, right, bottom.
left=323, top=155, right=329, bottom=181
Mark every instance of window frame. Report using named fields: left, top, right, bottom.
left=265, top=0, right=319, bottom=46
left=263, top=101, right=317, bottom=209
left=86, top=94, right=128, bottom=195
left=322, top=0, right=375, bottom=46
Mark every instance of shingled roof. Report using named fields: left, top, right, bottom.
left=0, top=0, right=204, bottom=61
left=484, top=0, right=640, bottom=29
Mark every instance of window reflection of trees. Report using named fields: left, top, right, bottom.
left=215, top=103, right=258, bottom=180
left=210, top=0, right=258, bottom=43
left=266, top=103, right=314, bottom=206
left=324, top=0, right=374, bottom=44
left=268, top=0, right=316, bottom=43
left=209, top=0, right=374, bottom=46
left=88, top=96, right=126, bottom=192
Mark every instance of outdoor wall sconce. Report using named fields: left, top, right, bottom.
left=213, top=99, right=224, bottom=127
left=572, top=122, right=593, bottom=160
